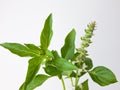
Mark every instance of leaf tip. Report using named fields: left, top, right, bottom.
left=48, top=13, right=53, bottom=20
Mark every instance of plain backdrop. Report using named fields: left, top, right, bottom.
left=0, top=0, right=120, bottom=90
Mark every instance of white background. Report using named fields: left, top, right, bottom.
left=0, top=0, right=120, bottom=90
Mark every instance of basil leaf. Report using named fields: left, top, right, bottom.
left=24, top=44, right=41, bottom=51
left=89, top=66, right=117, bottom=86
left=40, top=13, right=53, bottom=50
left=53, top=57, right=78, bottom=71
left=52, top=50, right=60, bottom=59
left=23, top=57, right=43, bottom=89
left=61, top=29, right=76, bottom=60
left=75, top=79, right=89, bottom=90
left=19, top=83, right=25, bottom=90
left=62, top=71, right=72, bottom=76
left=44, top=64, right=62, bottom=76
left=84, top=57, right=93, bottom=70
left=81, top=79, right=89, bottom=90
left=26, top=74, right=50, bottom=90
left=70, top=71, right=76, bottom=77
left=0, top=43, right=40, bottom=57
left=45, top=50, right=54, bottom=58
left=75, top=86, right=81, bottom=90
left=24, top=43, right=44, bottom=55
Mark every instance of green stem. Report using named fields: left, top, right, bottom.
left=70, top=78, right=74, bottom=87
left=75, top=70, right=79, bottom=87
left=61, top=77, right=66, bottom=90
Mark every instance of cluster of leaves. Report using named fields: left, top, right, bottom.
left=0, top=14, right=117, bottom=90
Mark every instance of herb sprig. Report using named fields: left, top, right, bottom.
left=0, top=14, right=117, bottom=90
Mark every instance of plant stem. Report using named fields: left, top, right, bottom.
left=61, top=77, right=66, bottom=90
left=75, top=70, right=79, bottom=87
left=70, top=78, right=74, bottom=87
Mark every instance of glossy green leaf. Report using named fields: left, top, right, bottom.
left=84, top=57, right=93, bottom=70
left=0, top=43, right=40, bottom=57
left=22, top=57, right=43, bottom=89
left=26, top=74, right=50, bottom=90
left=40, top=13, right=53, bottom=50
left=89, top=66, right=117, bottom=86
left=61, top=29, right=76, bottom=60
left=44, top=64, right=62, bottom=76
left=53, top=57, right=78, bottom=71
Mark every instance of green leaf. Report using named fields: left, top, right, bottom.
left=40, top=13, right=53, bottom=50
left=22, top=57, right=43, bottom=89
left=75, top=79, right=89, bottom=90
left=24, top=43, right=44, bottom=55
left=26, top=74, right=50, bottom=90
left=71, top=52, right=80, bottom=61
left=19, top=83, right=25, bottom=90
left=24, top=43, right=41, bottom=52
left=0, top=43, right=40, bottom=57
left=45, top=50, right=54, bottom=58
left=62, top=70, right=72, bottom=76
left=89, top=66, right=117, bottom=86
left=75, top=86, right=81, bottom=90
left=81, top=79, right=89, bottom=90
left=51, top=50, right=60, bottom=59
left=61, top=29, right=76, bottom=60
left=44, top=64, right=62, bottom=76
left=70, top=71, right=76, bottom=77
left=84, top=57, right=93, bottom=70
left=53, top=57, right=78, bottom=71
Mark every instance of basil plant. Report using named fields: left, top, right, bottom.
left=0, top=14, right=117, bottom=90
